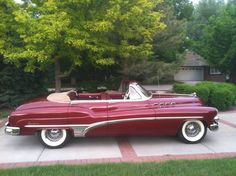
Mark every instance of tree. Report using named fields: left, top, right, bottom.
left=153, top=2, right=188, bottom=63
left=0, top=0, right=165, bottom=92
left=0, top=0, right=19, bottom=62
left=195, top=0, right=224, bottom=22
left=188, top=0, right=225, bottom=42
left=120, top=58, right=179, bottom=84
left=123, top=0, right=192, bottom=83
left=196, top=5, right=236, bottom=82
left=166, top=0, right=194, bottom=20
left=104, top=0, right=165, bottom=79
left=228, top=0, right=236, bottom=5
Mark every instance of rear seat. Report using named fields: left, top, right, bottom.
left=100, top=92, right=110, bottom=100
left=67, top=91, right=77, bottom=100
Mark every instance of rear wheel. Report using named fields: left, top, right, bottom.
left=39, top=129, right=70, bottom=148
left=178, top=120, right=207, bottom=144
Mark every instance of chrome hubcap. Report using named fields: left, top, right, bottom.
left=185, top=122, right=201, bottom=137
left=45, top=129, right=63, bottom=142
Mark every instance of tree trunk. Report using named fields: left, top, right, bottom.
left=70, top=76, right=76, bottom=86
left=230, top=71, right=236, bottom=83
left=55, top=58, right=61, bottom=93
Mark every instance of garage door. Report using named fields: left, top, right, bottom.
left=174, top=67, right=204, bottom=81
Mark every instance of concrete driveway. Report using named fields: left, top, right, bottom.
left=0, top=111, right=236, bottom=168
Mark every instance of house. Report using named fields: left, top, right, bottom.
left=174, top=51, right=226, bottom=82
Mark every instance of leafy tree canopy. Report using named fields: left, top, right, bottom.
left=124, top=0, right=193, bottom=82
left=153, top=1, right=188, bottom=63
left=0, top=0, right=165, bottom=91
left=193, top=4, right=236, bottom=82
left=165, top=0, right=194, bottom=20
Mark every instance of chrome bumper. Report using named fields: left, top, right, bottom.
left=209, top=123, right=219, bottom=131
left=209, top=115, right=219, bottom=131
left=5, top=122, right=20, bottom=135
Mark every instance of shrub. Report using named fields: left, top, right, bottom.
left=194, top=85, right=210, bottom=104
left=217, top=83, right=236, bottom=105
left=172, top=81, right=236, bottom=111
left=173, top=83, right=194, bottom=94
left=196, top=81, right=216, bottom=93
left=172, top=83, right=209, bottom=103
left=210, top=88, right=235, bottom=111
left=196, top=82, right=216, bottom=104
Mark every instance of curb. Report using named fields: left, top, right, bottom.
left=219, top=109, right=236, bottom=114
left=0, top=152, right=236, bottom=169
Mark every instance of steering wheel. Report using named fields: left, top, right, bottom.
left=124, top=89, right=130, bottom=100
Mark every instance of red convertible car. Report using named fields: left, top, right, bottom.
left=5, top=82, right=219, bottom=148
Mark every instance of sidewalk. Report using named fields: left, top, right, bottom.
left=0, top=110, right=236, bottom=169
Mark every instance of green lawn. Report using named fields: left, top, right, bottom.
left=0, top=158, right=236, bottom=176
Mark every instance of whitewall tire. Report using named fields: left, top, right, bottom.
left=178, top=120, right=207, bottom=144
left=39, top=129, right=70, bottom=148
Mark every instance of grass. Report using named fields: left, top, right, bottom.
left=0, top=110, right=10, bottom=119
left=0, top=158, right=236, bottom=176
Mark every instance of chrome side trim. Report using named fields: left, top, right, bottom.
left=155, top=93, right=197, bottom=97
left=25, top=124, right=90, bottom=137
left=157, top=116, right=203, bottom=120
left=70, top=97, right=151, bottom=104
left=25, top=116, right=203, bottom=137
left=25, top=124, right=89, bottom=128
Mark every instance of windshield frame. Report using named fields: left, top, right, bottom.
left=136, top=84, right=152, bottom=98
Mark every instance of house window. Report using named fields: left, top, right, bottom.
left=210, top=68, right=221, bottom=75
left=181, top=67, right=203, bottom=70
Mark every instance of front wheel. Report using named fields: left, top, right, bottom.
left=178, top=120, right=207, bottom=144
left=39, top=129, right=70, bottom=148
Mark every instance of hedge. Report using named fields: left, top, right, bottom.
left=0, top=63, right=47, bottom=108
left=173, top=81, right=236, bottom=111
left=172, top=83, right=210, bottom=104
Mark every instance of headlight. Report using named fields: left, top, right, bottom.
left=214, top=116, right=220, bottom=123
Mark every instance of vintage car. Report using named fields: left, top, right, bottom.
left=5, top=82, right=219, bottom=148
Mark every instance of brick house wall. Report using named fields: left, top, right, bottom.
left=203, top=66, right=226, bottom=82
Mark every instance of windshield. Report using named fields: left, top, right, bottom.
left=136, top=84, right=152, bottom=98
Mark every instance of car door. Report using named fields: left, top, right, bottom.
left=148, top=98, right=183, bottom=135
left=107, top=98, right=157, bottom=136
left=68, top=101, right=108, bottom=137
